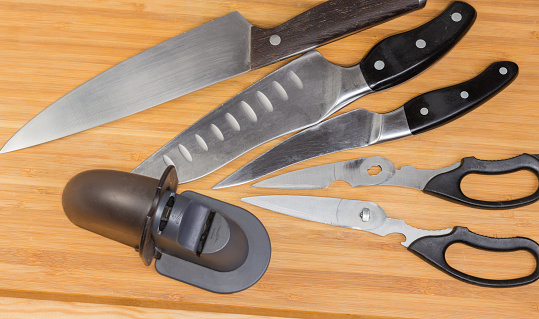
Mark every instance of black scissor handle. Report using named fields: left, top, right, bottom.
left=423, top=154, right=539, bottom=209
left=408, top=226, right=539, bottom=287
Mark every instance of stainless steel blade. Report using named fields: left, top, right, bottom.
left=242, top=195, right=452, bottom=247
left=1, top=12, right=252, bottom=153
left=214, top=106, right=411, bottom=189
left=132, top=51, right=371, bottom=182
left=242, top=195, right=386, bottom=229
left=253, top=156, right=460, bottom=190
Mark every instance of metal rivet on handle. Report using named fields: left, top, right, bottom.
left=374, top=60, right=385, bottom=70
left=499, top=67, right=508, bottom=75
left=460, top=91, right=469, bottom=99
left=451, top=12, right=462, bottom=22
left=269, top=34, right=281, bottom=46
left=416, top=39, right=426, bottom=49
left=420, top=107, right=429, bottom=115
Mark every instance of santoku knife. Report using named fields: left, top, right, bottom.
left=242, top=195, right=539, bottom=287
left=214, top=61, right=519, bottom=189
left=253, top=154, right=539, bottom=209
left=1, top=0, right=427, bottom=153
left=133, top=1, right=476, bottom=183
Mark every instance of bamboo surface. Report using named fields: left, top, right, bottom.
left=1, top=0, right=539, bottom=318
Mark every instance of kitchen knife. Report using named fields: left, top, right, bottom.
left=1, top=0, right=426, bottom=154
left=242, top=195, right=539, bottom=287
left=133, top=1, right=476, bottom=183
left=214, top=61, right=519, bottom=189
left=253, top=154, right=539, bottom=209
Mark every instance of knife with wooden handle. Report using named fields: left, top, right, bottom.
left=1, top=0, right=425, bottom=153
left=133, top=1, right=475, bottom=183
left=215, top=61, right=518, bottom=188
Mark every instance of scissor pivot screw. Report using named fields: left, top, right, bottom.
left=360, top=208, right=371, bottom=222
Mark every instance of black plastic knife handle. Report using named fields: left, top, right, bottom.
left=403, top=61, right=518, bottom=135
left=422, top=154, right=539, bottom=209
left=251, top=0, right=425, bottom=69
left=359, top=1, right=476, bottom=91
left=408, top=226, right=539, bottom=287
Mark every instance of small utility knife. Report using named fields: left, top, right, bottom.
left=215, top=61, right=519, bottom=189
left=254, top=154, right=539, bottom=209
left=242, top=195, right=539, bottom=287
left=133, top=1, right=476, bottom=183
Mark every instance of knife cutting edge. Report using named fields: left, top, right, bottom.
left=253, top=154, right=539, bottom=209
left=133, top=1, right=476, bottom=183
left=1, top=0, right=426, bottom=154
left=214, top=61, right=519, bottom=189
left=242, top=195, right=539, bottom=287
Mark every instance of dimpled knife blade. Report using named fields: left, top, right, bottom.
left=133, top=1, right=476, bottom=183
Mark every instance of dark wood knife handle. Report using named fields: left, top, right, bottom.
left=250, top=0, right=425, bottom=70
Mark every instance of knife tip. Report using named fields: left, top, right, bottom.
left=0, top=145, right=14, bottom=154
left=251, top=180, right=277, bottom=188
left=212, top=176, right=247, bottom=189
left=240, top=197, right=257, bottom=205
left=212, top=181, right=231, bottom=190
left=251, top=181, right=263, bottom=188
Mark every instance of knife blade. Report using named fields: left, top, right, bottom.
left=253, top=154, right=539, bottom=209
left=133, top=1, right=476, bottom=183
left=0, top=0, right=426, bottom=154
left=242, top=195, right=539, bottom=287
left=214, top=61, right=519, bottom=188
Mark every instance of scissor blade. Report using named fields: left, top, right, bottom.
left=242, top=195, right=453, bottom=246
left=253, top=161, right=343, bottom=189
left=214, top=106, right=411, bottom=189
left=254, top=156, right=461, bottom=190
left=242, top=195, right=387, bottom=231
left=1, top=12, right=251, bottom=153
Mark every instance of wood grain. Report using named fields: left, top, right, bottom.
left=0, top=0, right=539, bottom=318
left=0, top=296, right=282, bottom=319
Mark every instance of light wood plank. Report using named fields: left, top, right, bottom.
left=0, top=0, right=538, bottom=318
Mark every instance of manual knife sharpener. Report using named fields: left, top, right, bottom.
left=62, top=166, right=271, bottom=293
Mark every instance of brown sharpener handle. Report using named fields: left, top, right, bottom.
left=250, top=0, right=425, bottom=69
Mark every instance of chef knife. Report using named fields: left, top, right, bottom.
left=242, top=195, right=539, bottom=287
left=0, top=0, right=426, bottom=154
left=214, top=61, right=519, bottom=188
left=253, top=154, right=539, bottom=209
left=133, top=1, right=476, bottom=183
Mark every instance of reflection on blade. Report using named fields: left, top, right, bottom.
left=253, top=156, right=461, bottom=190
left=214, top=107, right=411, bottom=189
left=1, top=12, right=252, bottom=153
left=253, top=161, right=343, bottom=189
left=132, top=51, right=370, bottom=183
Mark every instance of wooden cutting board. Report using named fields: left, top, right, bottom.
left=1, top=0, right=538, bottom=317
